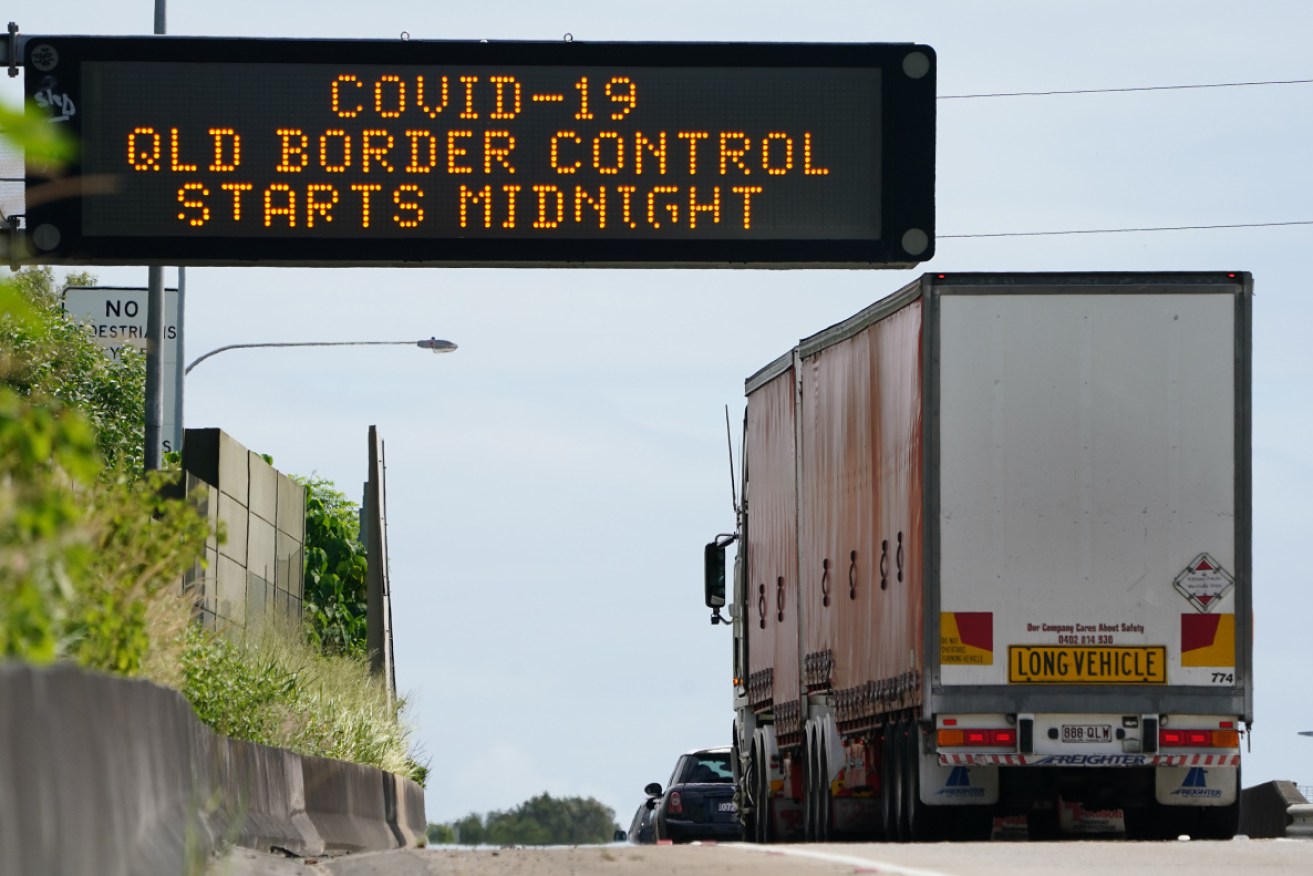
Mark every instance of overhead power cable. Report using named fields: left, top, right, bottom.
left=941, top=220, right=1313, bottom=239
left=940, top=78, right=1313, bottom=100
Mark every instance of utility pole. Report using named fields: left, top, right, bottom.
left=143, top=0, right=168, bottom=469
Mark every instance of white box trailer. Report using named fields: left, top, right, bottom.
left=705, top=272, right=1252, bottom=842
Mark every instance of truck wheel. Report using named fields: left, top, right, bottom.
left=803, top=735, right=817, bottom=842
left=883, top=723, right=905, bottom=841
left=754, top=741, right=774, bottom=844
left=735, top=730, right=756, bottom=842
left=901, top=721, right=938, bottom=842
left=817, top=740, right=832, bottom=842
left=1187, top=802, right=1240, bottom=840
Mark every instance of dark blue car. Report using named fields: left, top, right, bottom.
left=645, top=747, right=742, bottom=843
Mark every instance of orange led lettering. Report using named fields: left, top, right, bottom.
left=177, top=183, right=209, bottom=226
left=646, top=186, right=679, bottom=228
left=263, top=184, right=296, bottom=227
left=331, top=75, right=364, bottom=118
left=803, top=132, right=829, bottom=175
left=732, top=185, right=764, bottom=229
left=762, top=133, right=793, bottom=175
left=208, top=128, right=240, bottom=172
left=617, top=185, right=638, bottom=229
left=393, top=185, right=424, bottom=228
left=459, top=76, right=479, bottom=119
left=128, top=127, right=161, bottom=171
left=361, top=130, right=395, bottom=173
left=350, top=183, right=382, bottom=228
left=677, top=132, right=709, bottom=175
left=593, top=132, right=623, bottom=175
left=447, top=131, right=474, bottom=174
left=605, top=76, right=637, bottom=120
left=169, top=128, right=197, bottom=172
left=532, top=185, right=564, bottom=228
left=483, top=131, right=517, bottom=174
left=417, top=75, right=450, bottom=117
left=320, top=130, right=351, bottom=173
left=688, top=186, right=720, bottom=228
left=573, top=186, right=606, bottom=228
left=404, top=130, right=437, bottom=173
left=276, top=129, right=308, bottom=172
left=719, top=133, right=751, bottom=176
left=375, top=75, right=405, bottom=118
left=550, top=131, right=582, bottom=174
left=491, top=76, right=522, bottom=120
left=459, top=184, right=493, bottom=228
left=502, top=184, right=522, bottom=229
left=221, top=182, right=253, bottom=220
left=306, top=184, right=339, bottom=228
left=573, top=76, right=594, bottom=120
left=634, top=132, right=666, bottom=176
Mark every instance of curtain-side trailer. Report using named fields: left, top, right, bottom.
left=704, top=272, right=1253, bottom=841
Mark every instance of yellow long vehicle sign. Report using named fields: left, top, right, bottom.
left=1008, top=645, right=1167, bottom=684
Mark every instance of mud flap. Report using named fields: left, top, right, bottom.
left=1154, top=765, right=1238, bottom=806
left=920, top=756, right=999, bottom=806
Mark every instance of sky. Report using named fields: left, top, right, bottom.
left=5, top=1, right=1313, bottom=826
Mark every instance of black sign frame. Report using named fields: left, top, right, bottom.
left=24, top=36, right=935, bottom=268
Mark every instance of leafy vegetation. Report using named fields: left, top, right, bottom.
left=296, top=476, right=369, bottom=658
left=2, top=266, right=147, bottom=474
left=427, top=794, right=619, bottom=846
left=0, top=277, right=203, bottom=673
left=1, top=267, right=423, bottom=784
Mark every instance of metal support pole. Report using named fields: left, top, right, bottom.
left=144, top=0, right=167, bottom=471
left=144, top=265, right=165, bottom=470
left=172, top=267, right=185, bottom=454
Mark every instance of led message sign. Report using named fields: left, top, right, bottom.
left=24, top=37, right=935, bottom=267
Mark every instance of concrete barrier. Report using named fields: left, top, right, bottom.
left=1239, top=780, right=1311, bottom=839
left=0, top=662, right=425, bottom=874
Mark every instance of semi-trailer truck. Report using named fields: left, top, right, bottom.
left=704, top=272, right=1252, bottom=841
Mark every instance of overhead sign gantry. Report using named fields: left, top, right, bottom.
left=22, top=35, right=935, bottom=268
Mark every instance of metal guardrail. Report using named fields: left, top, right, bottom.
left=1289, top=803, right=1313, bottom=838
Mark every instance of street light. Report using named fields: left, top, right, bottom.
left=184, top=337, right=458, bottom=375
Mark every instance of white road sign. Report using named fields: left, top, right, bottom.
left=62, top=286, right=181, bottom=456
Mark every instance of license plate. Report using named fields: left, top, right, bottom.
left=717, top=802, right=737, bottom=813
left=1061, top=724, right=1112, bottom=743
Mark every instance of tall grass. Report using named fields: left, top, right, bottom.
left=167, top=613, right=424, bottom=783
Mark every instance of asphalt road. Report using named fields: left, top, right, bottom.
left=211, top=838, right=1313, bottom=876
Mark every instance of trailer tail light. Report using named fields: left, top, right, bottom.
left=667, top=791, right=683, bottom=815
left=938, top=728, right=1017, bottom=748
left=1159, top=729, right=1239, bottom=749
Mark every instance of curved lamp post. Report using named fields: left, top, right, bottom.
left=185, top=337, right=458, bottom=375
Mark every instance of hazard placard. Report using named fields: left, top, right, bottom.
left=1173, top=553, right=1235, bottom=613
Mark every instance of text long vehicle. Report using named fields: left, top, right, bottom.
left=1008, top=646, right=1169, bottom=684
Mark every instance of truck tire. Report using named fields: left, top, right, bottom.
left=734, top=727, right=755, bottom=842
left=803, top=733, right=817, bottom=842
left=883, top=723, right=905, bottom=841
left=1186, top=801, right=1240, bottom=841
left=901, top=721, right=939, bottom=842
left=817, top=740, right=832, bottom=842
left=753, top=740, right=774, bottom=844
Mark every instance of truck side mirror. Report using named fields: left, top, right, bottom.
left=704, top=542, right=726, bottom=609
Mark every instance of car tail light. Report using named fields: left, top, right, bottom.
left=937, top=728, right=1017, bottom=748
left=667, top=791, right=683, bottom=815
left=1159, top=728, right=1239, bottom=749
